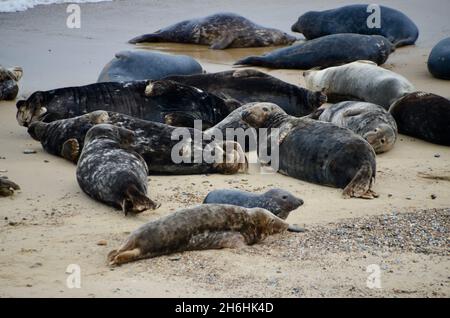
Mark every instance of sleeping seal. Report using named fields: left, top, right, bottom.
left=311, top=101, right=398, bottom=153
left=291, top=4, right=419, bottom=47
left=0, top=178, right=21, bottom=197
left=97, top=50, right=203, bottom=82
left=0, top=66, right=23, bottom=101
left=241, top=103, right=378, bottom=199
left=16, top=80, right=235, bottom=129
left=165, top=69, right=327, bottom=116
left=203, top=188, right=304, bottom=220
left=108, top=204, right=299, bottom=265
left=428, top=38, right=450, bottom=80
left=76, top=124, right=159, bottom=214
left=304, top=61, right=415, bottom=109
left=129, top=12, right=297, bottom=49
left=234, top=34, right=394, bottom=69
left=389, top=92, right=450, bottom=146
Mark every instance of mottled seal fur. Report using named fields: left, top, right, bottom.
left=241, top=103, right=378, bottom=199
left=389, top=92, right=450, bottom=146
left=304, top=61, right=415, bottom=109
left=0, top=178, right=20, bottom=197
left=311, top=101, right=398, bottom=153
left=166, top=69, right=327, bottom=116
left=76, top=124, right=159, bottom=214
left=428, top=37, right=450, bottom=80
left=0, top=66, right=23, bottom=101
left=97, top=50, right=203, bottom=82
left=291, top=4, right=419, bottom=47
left=129, top=12, right=297, bottom=49
left=16, top=80, right=235, bottom=129
left=108, top=204, right=296, bottom=265
left=203, top=188, right=304, bottom=220
left=234, top=34, right=394, bottom=69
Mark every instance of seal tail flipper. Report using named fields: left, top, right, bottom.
left=210, top=33, right=236, bottom=50
left=342, top=163, right=378, bottom=199
left=61, top=138, right=80, bottom=163
left=233, top=56, right=264, bottom=66
left=128, top=33, right=164, bottom=44
left=122, top=184, right=160, bottom=215
left=0, top=178, right=21, bottom=197
left=108, top=248, right=142, bottom=266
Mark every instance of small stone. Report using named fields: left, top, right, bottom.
left=0, top=169, right=7, bottom=173
left=44, top=160, right=49, bottom=163
left=388, top=194, right=393, bottom=198
left=30, top=262, right=42, bottom=268
left=169, top=256, right=181, bottom=261
left=23, top=149, right=37, bottom=154
left=26, top=284, right=32, bottom=287
left=97, top=240, right=107, bottom=246
left=431, top=194, right=437, bottom=200
left=8, top=221, right=18, bottom=226
left=434, top=154, right=440, bottom=158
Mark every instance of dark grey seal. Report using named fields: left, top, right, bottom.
left=0, top=66, right=23, bottom=101
left=129, top=12, right=297, bottom=49
left=428, top=38, right=450, bottom=80
left=97, top=50, right=203, bottom=83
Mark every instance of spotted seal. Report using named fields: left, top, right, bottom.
left=0, top=66, right=23, bottom=101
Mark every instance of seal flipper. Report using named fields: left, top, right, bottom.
left=121, top=184, right=160, bottom=215
left=128, top=33, right=164, bottom=44
left=61, top=138, right=80, bottom=163
left=187, top=231, right=246, bottom=250
left=0, top=178, right=21, bottom=197
left=210, top=33, right=236, bottom=50
left=342, top=163, right=378, bottom=199
left=233, top=56, right=265, bottom=66
left=164, top=112, right=213, bottom=129
left=108, top=248, right=141, bottom=266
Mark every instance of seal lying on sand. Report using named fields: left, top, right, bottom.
left=304, top=61, right=415, bottom=109
left=97, top=50, right=203, bottom=82
left=389, top=92, right=450, bottom=146
left=291, top=4, right=419, bottom=47
left=311, top=101, right=398, bottom=154
left=0, top=178, right=20, bottom=197
left=428, top=38, right=450, bottom=80
left=241, top=103, right=378, bottom=199
left=16, top=80, right=235, bottom=129
left=108, top=204, right=301, bottom=266
left=129, top=12, right=297, bottom=49
left=234, top=34, right=394, bottom=69
left=166, top=69, right=327, bottom=116
left=76, top=124, right=159, bottom=214
left=203, top=188, right=303, bottom=220
left=0, top=66, right=23, bottom=101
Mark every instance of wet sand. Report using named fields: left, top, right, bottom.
left=0, top=0, right=449, bottom=297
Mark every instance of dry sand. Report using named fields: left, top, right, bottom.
left=0, top=0, right=449, bottom=297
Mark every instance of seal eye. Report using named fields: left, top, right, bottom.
left=380, top=139, right=386, bottom=144
left=262, top=107, right=269, bottom=112
left=282, top=195, right=288, bottom=200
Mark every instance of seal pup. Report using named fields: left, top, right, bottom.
left=0, top=178, right=20, bottom=197
left=203, top=188, right=304, bottom=220
left=0, top=66, right=23, bottom=101
left=389, top=92, right=450, bottom=146
left=166, top=69, right=327, bottom=116
left=311, top=101, right=398, bottom=154
left=428, top=37, right=450, bottom=80
left=76, top=124, right=159, bottom=214
left=129, top=12, right=297, bottom=49
left=241, top=103, right=378, bottom=199
left=234, top=34, right=394, bottom=69
left=108, top=204, right=300, bottom=266
left=97, top=50, right=203, bottom=82
left=291, top=4, right=419, bottom=47
left=303, top=60, right=415, bottom=109
left=16, top=80, right=234, bottom=129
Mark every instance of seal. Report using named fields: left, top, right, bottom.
left=107, top=204, right=301, bottom=265
left=389, top=92, right=450, bottom=146
left=291, top=4, right=419, bottom=47
left=29, top=111, right=248, bottom=175
left=76, top=124, right=160, bottom=214
left=234, top=34, right=394, bottom=69
left=166, top=69, right=327, bottom=116
left=241, top=103, right=378, bottom=199
left=311, top=101, right=398, bottom=154
left=428, top=37, right=450, bottom=80
left=203, top=188, right=304, bottom=220
left=0, top=66, right=23, bottom=101
left=0, top=177, right=20, bottom=197
left=16, top=80, right=235, bottom=129
left=303, top=60, right=415, bottom=109
left=97, top=50, right=203, bottom=82
left=129, top=12, right=297, bottom=49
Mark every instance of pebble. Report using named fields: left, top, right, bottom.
left=23, top=149, right=36, bottom=154
left=97, top=240, right=107, bottom=246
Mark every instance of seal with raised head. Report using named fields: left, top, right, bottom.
left=241, top=103, right=378, bottom=199
left=0, top=177, right=20, bottom=197
left=0, top=66, right=23, bottom=101
left=311, top=101, right=398, bottom=154
left=291, top=4, right=419, bottom=47
left=129, top=12, right=297, bottom=49
left=107, top=204, right=300, bottom=265
left=166, top=69, right=327, bottom=116
left=234, top=34, right=394, bottom=69
left=428, top=37, right=450, bottom=80
left=97, top=50, right=203, bottom=83
left=16, top=80, right=235, bottom=129
left=303, top=60, right=415, bottom=109
left=389, top=92, right=450, bottom=146
left=76, top=124, right=159, bottom=214
left=203, top=188, right=304, bottom=220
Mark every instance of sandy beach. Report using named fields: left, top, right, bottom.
left=0, top=0, right=449, bottom=298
